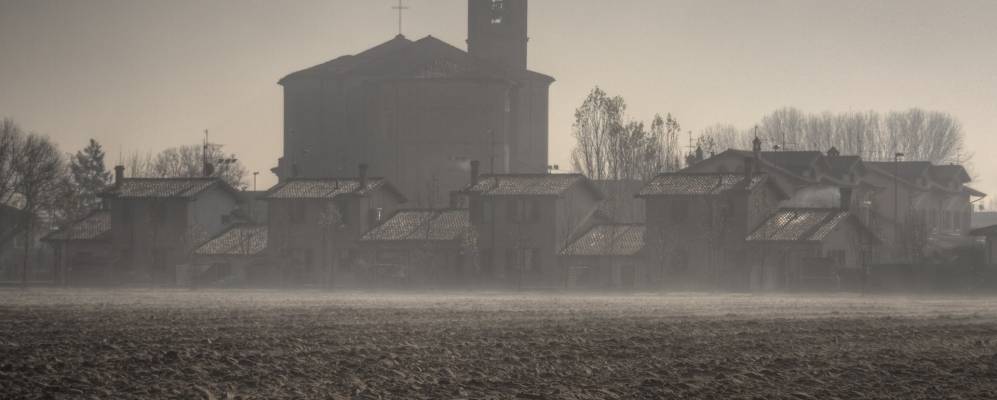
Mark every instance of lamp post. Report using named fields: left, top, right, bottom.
left=253, top=172, right=259, bottom=192
left=894, top=152, right=905, bottom=257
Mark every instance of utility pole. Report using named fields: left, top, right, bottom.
left=894, top=152, right=904, bottom=259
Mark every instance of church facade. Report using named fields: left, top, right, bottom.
left=275, top=0, right=553, bottom=206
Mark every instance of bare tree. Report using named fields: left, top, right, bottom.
left=11, top=133, right=65, bottom=285
left=139, top=143, right=247, bottom=188
left=571, top=87, right=624, bottom=180
left=570, top=87, right=681, bottom=180
left=0, top=119, right=24, bottom=209
left=702, top=107, right=969, bottom=166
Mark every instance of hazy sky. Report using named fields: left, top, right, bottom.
left=1, top=0, right=995, bottom=194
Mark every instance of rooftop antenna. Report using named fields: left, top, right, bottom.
left=392, top=0, right=409, bottom=36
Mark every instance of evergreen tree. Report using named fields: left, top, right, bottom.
left=65, top=139, right=111, bottom=220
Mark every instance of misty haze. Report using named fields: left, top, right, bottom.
left=2, top=0, right=997, bottom=398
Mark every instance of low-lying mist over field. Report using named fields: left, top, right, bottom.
left=3, top=289, right=997, bottom=399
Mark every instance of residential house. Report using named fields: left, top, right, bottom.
left=970, top=225, right=997, bottom=266
left=41, top=210, right=112, bottom=285
left=190, top=224, right=269, bottom=286
left=560, top=224, right=646, bottom=289
left=261, top=165, right=407, bottom=287
left=746, top=206, right=881, bottom=290
left=461, top=168, right=605, bottom=288
left=100, top=166, right=242, bottom=284
left=637, top=163, right=788, bottom=290
left=358, top=209, right=472, bottom=287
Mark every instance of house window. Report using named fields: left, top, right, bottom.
left=336, top=199, right=350, bottom=225
left=827, top=249, right=847, bottom=267
left=480, top=199, right=494, bottom=223
left=506, top=248, right=540, bottom=272
left=368, top=207, right=384, bottom=226
left=479, top=249, right=493, bottom=275
left=289, top=205, right=306, bottom=224
left=671, top=198, right=689, bottom=223
left=507, top=199, right=541, bottom=223
left=153, top=202, right=168, bottom=224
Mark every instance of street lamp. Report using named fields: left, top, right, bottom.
left=894, top=152, right=905, bottom=257
left=253, top=171, right=259, bottom=192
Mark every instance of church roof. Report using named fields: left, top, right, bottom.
left=279, top=35, right=554, bottom=85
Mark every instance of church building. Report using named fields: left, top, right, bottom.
left=275, top=0, right=554, bottom=205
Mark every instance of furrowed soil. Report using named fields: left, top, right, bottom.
left=2, top=290, right=997, bottom=399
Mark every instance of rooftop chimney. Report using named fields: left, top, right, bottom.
left=470, top=160, right=480, bottom=186
left=114, top=165, right=125, bottom=187
left=839, top=187, right=853, bottom=211
left=358, top=163, right=369, bottom=189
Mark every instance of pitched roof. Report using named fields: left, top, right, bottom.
left=970, top=224, right=997, bottom=237
left=361, top=209, right=469, bottom=242
left=194, top=224, right=268, bottom=256
left=43, top=210, right=111, bottom=242
left=464, top=174, right=602, bottom=198
left=759, top=151, right=824, bottom=176
left=826, top=156, right=863, bottom=179
left=593, top=180, right=645, bottom=223
left=866, top=161, right=933, bottom=184
left=262, top=178, right=405, bottom=201
left=561, top=224, right=645, bottom=257
left=101, top=178, right=233, bottom=199
left=747, top=209, right=858, bottom=242
left=638, top=173, right=765, bottom=197
left=280, top=35, right=554, bottom=85
left=929, top=165, right=971, bottom=183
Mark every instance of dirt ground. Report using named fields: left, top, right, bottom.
left=2, top=290, right=997, bottom=399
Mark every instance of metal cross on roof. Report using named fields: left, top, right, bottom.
left=392, top=0, right=409, bottom=36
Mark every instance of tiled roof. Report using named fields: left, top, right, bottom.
left=970, top=224, right=997, bottom=237
left=465, top=174, right=595, bottom=197
left=194, top=225, right=268, bottom=256
left=827, top=156, right=862, bottom=179
left=263, top=178, right=396, bottom=200
left=43, top=210, right=111, bottom=241
left=866, top=161, right=933, bottom=183
left=562, top=224, right=645, bottom=256
left=638, top=173, right=764, bottom=197
left=594, top=180, right=645, bottom=223
left=747, top=209, right=850, bottom=242
left=759, top=151, right=823, bottom=175
left=361, top=209, right=469, bottom=242
left=102, top=178, right=226, bottom=199
left=929, top=165, right=971, bottom=183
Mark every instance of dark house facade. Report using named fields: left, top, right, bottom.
left=358, top=209, right=472, bottom=287
left=261, top=169, right=407, bottom=286
left=100, top=167, right=241, bottom=284
left=461, top=171, right=604, bottom=288
left=42, top=210, right=112, bottom=285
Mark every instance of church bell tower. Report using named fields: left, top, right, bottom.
left=467, top=0, right=528, bottom=70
